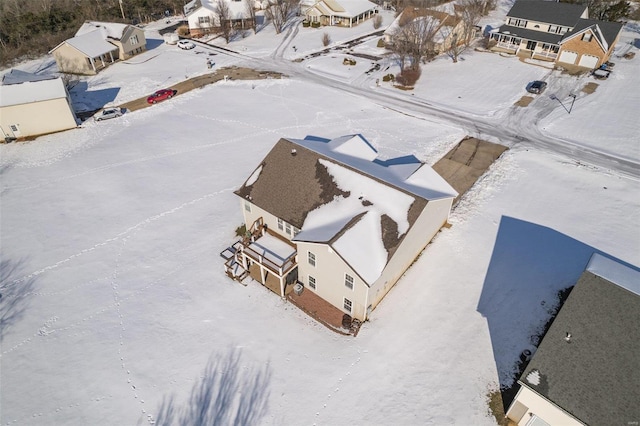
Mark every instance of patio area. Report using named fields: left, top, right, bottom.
left=287, top=286, right=362, bottom=336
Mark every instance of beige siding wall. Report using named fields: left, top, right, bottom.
left=188, top=8, right=219, bottom=35
left=240, top=200, right=295, bottom=241
left=296, top=241, right=369, bottom=320
left=369, top=198, right=453, bottom=312
left=507, top=386, right=584, bottom=425
left=52, top=43, right=95, bottom=75
left=119, top=26, right=146, bottom=59
left=558, top=31, right=608, bottom=68
left=0, top=98, right=77, bottom=138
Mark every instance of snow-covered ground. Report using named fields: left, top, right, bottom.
left=1, top=4, right=639, bottom=425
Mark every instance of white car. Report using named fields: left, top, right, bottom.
left=177, top=40, right=196, bottom=50
left=94, top=108, right=123, bottom=121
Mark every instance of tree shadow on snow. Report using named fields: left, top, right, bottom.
left=154, top=347, right=272, bottom=426
left=0, top=258, right=37, bottom=342
left=476, top=216, right=633, bottom=410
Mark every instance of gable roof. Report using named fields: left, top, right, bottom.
left=506, top=0, right=587, bottom=27
left=518, top=254, right=640, bottom=425
left=50, top=29, right=118, bottom=58
left=306, top=0, right=377, bottom=18
left=76, top=21, right=129, bottom=40
left=235, top=135, right=456, bottom=285
left=560, top=19, right=624, bottom=52
left=385, top=7, right=461, bottom=39
left=186, top=0, right=252, bottom=19
left=0, top=71, right=69, bottom=108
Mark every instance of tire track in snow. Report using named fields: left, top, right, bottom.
left=8, top=187, right=234, bottom=286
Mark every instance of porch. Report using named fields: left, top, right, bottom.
left=287, top=286, right=362, bottom=336
left=222, top=217, right=298, bottom=297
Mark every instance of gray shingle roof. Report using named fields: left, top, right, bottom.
left=495, top=24, right=564, bottom=44
left=518, top=264, right=640, bottom=425
left=561, top=19, right=624, bottom=51
left=507, top=0, right=587, bottom=27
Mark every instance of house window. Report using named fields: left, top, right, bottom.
left=293, top=227, right=300, bottom=237
left=548, top=25, right=563, bottom=34
left=244, top=201, right=251, bottom=212
left=345, top=273, right=354, bottom=290
left=285, top=223, right=292, bottom=235
left=277, top=218, right=284, bottom=231
left=129, top=34, right=139, bottom=45
left=10, top=125, right=18, bottom=132
left=308, top=275, right=316, bottom=289
left=343, top=298, right=352, bottom=312
left=582, top=33, right=592, bottom=42
left=508, top=18, right=527, bottom=28
left=308, top=251, right=316, bottom=267
left=199, top=16, right=211, bottom=25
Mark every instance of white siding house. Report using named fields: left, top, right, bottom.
left=225, top=135, right=458, bottom=322
left=0, top=70, right=77, bottom=141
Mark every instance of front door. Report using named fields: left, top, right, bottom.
left=526, top=40, right=537, bottom=51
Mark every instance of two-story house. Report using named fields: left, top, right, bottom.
left=223, top=135, right=458, bottom=322
left=490, top=0, right=623, bottom=69
left=50, top=21, right=146, bottom=75
left=185, top=0, right=256, bottom=37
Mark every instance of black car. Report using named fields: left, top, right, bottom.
left=527, top=80, right=547, bottom=94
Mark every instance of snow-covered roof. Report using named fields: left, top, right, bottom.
left=384, top=7, right=459, bottom=41
left=0, top=73, right=69, bottom=107
left=75, top=21, right=128, bottom=40
left=1, top=69, right=56, bottom=85
left=187, top=0, right=251, bottom=19
left=306, top=0, right=377, bottom=18
left=235, top=135, right=456, bottom=285
left=53, top=30, right=118, bottom=58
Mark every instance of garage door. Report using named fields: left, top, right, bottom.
left=579, top=54, right=599, bottom=69
left=558, top=50, right=578, bottom=65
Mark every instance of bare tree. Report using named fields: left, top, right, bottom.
left=215, top=0, right=233, bottom=43
left=372, top=13, right=383, bottom=29
left=243, top=0, right=258, bottom=33
left=265, top=0, right=299, bottom=34
left=389, top=10, right=439, bottom=72
left=322, top=32, right=331, bottom=46
left=442, top=28, right=465, bottom=63
left=457, top=0, right=484, bottom=47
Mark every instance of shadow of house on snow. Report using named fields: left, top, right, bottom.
left=154, top=347, right=272, bottom=426
left=475, top=216, right=633, bottom=409
left=0, top=258, right=37, bottom=342
left=69, top=81, right=121, bottom=118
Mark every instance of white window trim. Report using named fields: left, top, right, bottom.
left=308, top=275, right=316, bottom=290
left=244, top=201, right=251, bottom=212
left=308, top=251, right=316, bottom=267
left=343, top=298, right=352, bottom=313
left=277, top=218, right=284, bottom=231
left=345, top=273, right=354, bottom=290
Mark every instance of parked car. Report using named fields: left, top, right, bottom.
left=94, top=108, right=123, bottom=121
left=177, top=40, right=196, bottom=50
left=147, top=89, right=177, bottom=104
left=592, top=69, right=610, bottom=80
left=527, top=80, right=547, bottom=94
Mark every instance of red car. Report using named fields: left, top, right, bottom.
left=147, top=89, right=177, bottom=104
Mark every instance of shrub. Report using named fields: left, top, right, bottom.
left=177, top=25, right=190, bottom=36
left=396, top=68, right=421, bottom=86
left=302, top=20, right=310, bottom=27
left=372, top=14, right=383, bottom=30
left=342, top=58, right=356, bottom=66
left=377, top=38, right=385, bottom=48
left=235, top=224, right=247, bottom=237
left=382, top=73, right=395, bottom=82
left=322, top=32, right=331, bottom=47
left=311, top=21, right=320, bottom=28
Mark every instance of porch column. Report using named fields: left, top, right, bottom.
left=109, top=51, right=114, bottom=62
left=259, top=264, right=266, bottom=284
left=90, top=57, right=97, bottom=72
left=279, top=276, right=285, bottom=298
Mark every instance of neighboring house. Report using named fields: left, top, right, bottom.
left=0, top=70, right=77, bottom=141
left=506, top=253, right=640, bottom=426
left=186, top=0, right=255, bottom=37
left=304, top=0, right=378, bottom=27
left=50, top=21, right=146, bottom=75
left=224, top=135, right=457, bottom=322
left=490, top=0, right=623, bottom=69
left=383, top=7, right=467, bottom=54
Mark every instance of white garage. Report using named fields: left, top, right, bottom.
left=578, top=54, right=600, bottom=69
left=558, top=50, right=578, bottom=65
